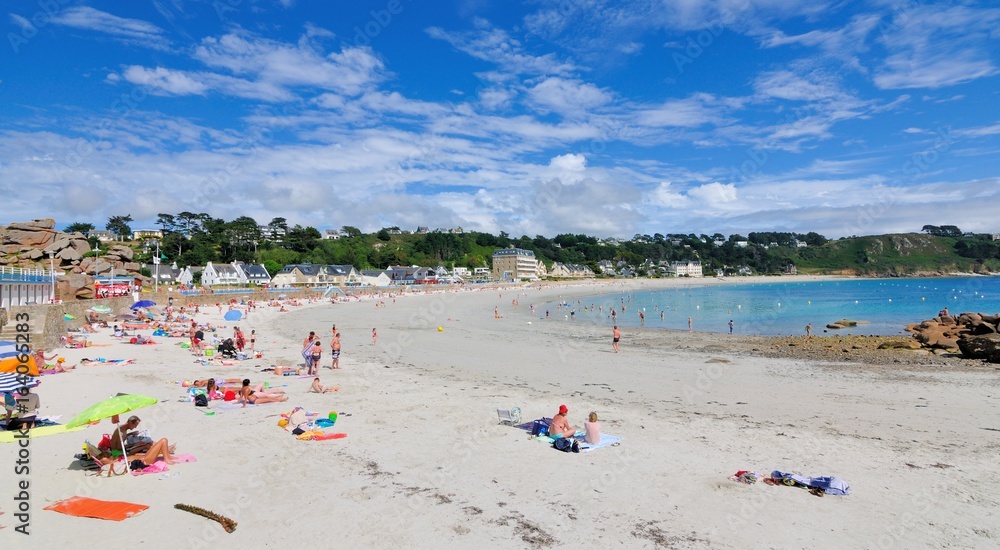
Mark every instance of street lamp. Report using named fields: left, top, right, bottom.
left=152, top=239, right=160, bottom=294
left=47, top=250, right=55, bottom=303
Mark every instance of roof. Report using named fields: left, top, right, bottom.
left=493, top=247, right=535, bottom=257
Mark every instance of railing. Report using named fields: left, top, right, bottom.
left=0, top=266, right=58, bottom=283
left=177, top=287, right=306, bottom=296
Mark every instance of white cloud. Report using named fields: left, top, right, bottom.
left=687, top=182, right=738, bottom=206
left=193, top=32, right=386, bottom=96
left=874, top=4, right=1000, bottom=89
left=50, top=6, right=169, bottom=50
left=874, top=51, right=997, bottom=90
left=426, top=21, right=577, bottom=77
left=635, top=93, right=733, bottom=128
left=527, top=77, right=612, bottom=117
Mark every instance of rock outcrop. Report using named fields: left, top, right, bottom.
left=907, top=312, right=1000, bottom=358
left=0, top=219, right=143, bottom=301
left=956, top=334, right=1000, bottom=363
left=826, top=319, right=869, bottom=330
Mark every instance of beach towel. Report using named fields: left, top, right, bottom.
left=44, top=496, right=148, bottom=521
left=514, top=418, right=552, bottom=432
left=576, top=434, right=622, bottom=453
left=771, top=470, right=850, bottom=495
left=130, top=454, right=197, bottom=476
left=0, top=423, right=85, bottom=443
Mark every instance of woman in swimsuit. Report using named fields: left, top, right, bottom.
left=100, top=438, right=176, bottom=466
left=238, top=379, right=287, bottom=408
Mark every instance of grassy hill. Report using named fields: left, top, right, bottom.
left=784, top=233, right=997, bottom=276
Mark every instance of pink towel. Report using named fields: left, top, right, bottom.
left=129, top=454, right=197, bottom=476
left=132, top=462, right=169, bottom=476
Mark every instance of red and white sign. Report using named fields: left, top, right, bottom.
left=95, top=282, right=131, bottom=298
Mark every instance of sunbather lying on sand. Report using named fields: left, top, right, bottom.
left=99, top=438, right=176, bottom=466
left=185, top=378, right=244, bottom=388
left=238, top=379, right=287, bottom=408
left=80, top=358, right=135, bottom=365
left=271, top=365, right=305, bottom=376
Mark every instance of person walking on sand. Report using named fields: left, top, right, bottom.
left=331, top=332, right=342, bottom=369
left=805, top=323, right=812, bottom=338
left=612, top=326, right=621, bottom=353
left=728, top=319, right=734, bottom=334
left=371, top=327, right=378, bottom=346
left=688, top=317, right=693, bottom=332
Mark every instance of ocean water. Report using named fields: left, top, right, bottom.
left=544, top=277, right=1000, bottom=336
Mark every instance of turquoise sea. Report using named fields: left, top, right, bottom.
left=544, top=277, right=1000, bottom=336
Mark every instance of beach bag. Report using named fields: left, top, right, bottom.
left=98, top=433, right=112, bottom=450
left=531, top=420, right=548, bottom=436
left=194, top=394, right=208, bottom=407
left=223, top=390, right=236, bottom=402
left=553, top=438, right=573, bottom=452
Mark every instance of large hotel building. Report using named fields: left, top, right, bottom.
left=491, top=247, right=539, bottom=281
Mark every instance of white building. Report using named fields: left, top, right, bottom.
left=669, top=261, right=704, bottom=278
left=359, top=270, right=392, bottom=287
left=202, top=262, right=249, bottom=286
left=492, top=247, right=539, bottom=281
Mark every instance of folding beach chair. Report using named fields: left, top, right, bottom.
left=496, top=407, right=521, bottom=426
left=82, top=441, right=127, bottom=478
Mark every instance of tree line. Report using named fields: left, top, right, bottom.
left=60, top=216, right=1000, bottom=276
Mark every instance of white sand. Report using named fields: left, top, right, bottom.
left=4, top=277, right=999, bottom=548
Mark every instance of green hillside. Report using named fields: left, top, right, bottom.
left=780, top=234, right=998, bottom=276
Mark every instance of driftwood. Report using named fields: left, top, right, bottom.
left=174, top=503, right=237, bottom=533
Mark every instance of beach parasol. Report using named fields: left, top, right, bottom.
left=224, top=310, right=243, bottom=321
left=90, top=305, right=113, bottom=314
left=64, top=314, right=75, bottom=321
left=67, top=394, right=158, bottom=473
left=131, top=300, right=156, bottom=310
left=0, top=373, right=40, bottom=393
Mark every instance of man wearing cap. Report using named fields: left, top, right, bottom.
left=548, top=404, right=577, bottom=438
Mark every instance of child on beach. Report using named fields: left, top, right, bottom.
left=310, top=378, right=338, bottom=393
left=371, top=327, right=377, bottom=346
left=584, top=412, right=601, bottom=444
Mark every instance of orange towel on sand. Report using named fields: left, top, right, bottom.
left=44, top=496, right=148, bottom=521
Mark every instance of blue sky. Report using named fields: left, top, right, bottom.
left=2, top=0, right=999, bottom=239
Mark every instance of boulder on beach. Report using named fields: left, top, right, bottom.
left=957, top=334, right=1000, bottom=363
left=907, top=311, right=1000, bottom=356
left=826, top=319, right=868, bottom=330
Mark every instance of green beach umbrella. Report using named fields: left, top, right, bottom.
left=67, top=394, right=158, bottom=473
left=67, top=394, right=158, bottom=429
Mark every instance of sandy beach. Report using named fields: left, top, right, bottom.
left=4, top=276, right=999, bottom=549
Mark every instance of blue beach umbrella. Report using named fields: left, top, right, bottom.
left=0, top=373, right=40, bottom=394
left=131, top=300, right=156, bottom=309
left=224, top=310, right=243, bottom=321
